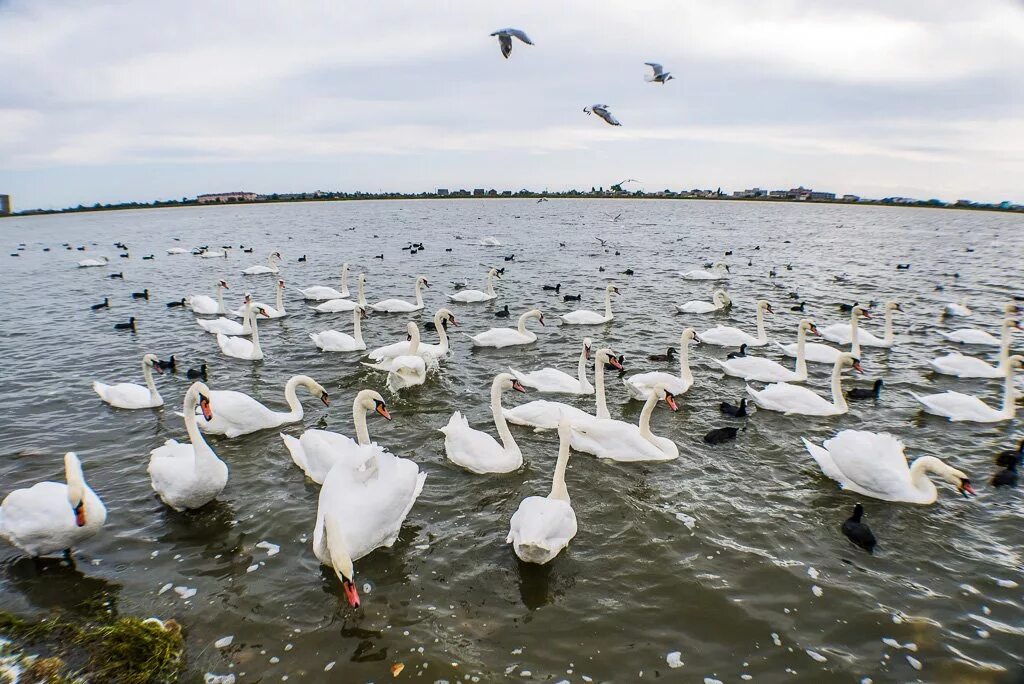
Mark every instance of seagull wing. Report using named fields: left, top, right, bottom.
left=508, top=29, right=534, bottom=45
left=497, top=33, right=512, bottom=58
left=597, top=108, right=621, bottom=126
left=645, top=62, right=665, bottom=76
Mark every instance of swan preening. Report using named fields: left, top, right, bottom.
left=716, top=319, right=818, bottom=383
left=623, top=328, right=699, bottom=399
left=701, top=299, right=773, bottom=347
left=821, top=301, right=900, bottom=348
left=779, top=304, right=867, bottom=364
left=93, top=353, right=164, bottom=409
left=677, top=289, right=730, bottom=314
left=447, top=268, right=501, bottom=303
left=442, top=373, right=526, bottom=474
left=311, top=306, right=368, bottom=352
left=194, top=375, right=329, bottom=438
left=368, top=308, right=457, bottom=364
left=314, top=273, right=366, bottom=313
left=681, top=262, right=729, bottom=280
left=0, top=452, right=106, bottom=557
left=148, top=382, right=229, bottom=511
left=506, top=417, right=577, bottom=564
left=301, top=263, right=350, bottom=300
left=747, top=352, right=862, bottom=416
left=804, top=430, right=975, bottom=504
left=561, top=284, right=618, bottom=325
left=242, top=251, right=282, bottom=275
left=466, top=309, right=544, bottom=348
left=510, top=338, right=594, bottom=394
left=504, top=348, right=622, bottom=429
left=283, top=390, right=392, bottom=485
left=188, top=280, right=230, bottom=315
left=313, top=395, right=425, bottom=607
left=371, top=275, right=430, bottom=313
left=913, top=355, right=1024, bottom=422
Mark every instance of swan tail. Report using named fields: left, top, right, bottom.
left=802, top=438, right=844, bottom=483
left=280, top=433, right=309, bottom=472
left=92, top=381, right=109, bottom=398
left=439, top=411, right=468, bottom=435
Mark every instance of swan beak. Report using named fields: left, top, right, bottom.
left=154, top=364, right=164, bottom=374
left=692, top=333, right=702, bottom=344
left=810, top=325, right=820, bottom=336
left=608, top=355, right=624, bottom=370
left=665, top=393, right=679, bottom=411
left=852, top=360, right=864, bottom=374
left=765, top=304, right=774, bottom=314
left=74, top=501, right=86, bottom=527
left=375, top=401, right=392, bottom=420
left=584, top=346, right=592, bottom=360
left=448, top=315, right=459, bottom=327
left=199, top=396, right=213, bottom=421
left=512, top=380, right=527, bottom=393
left=258, top=307, right=270, bottom=317
left=320, top=392, right=331, bottom=407
left=861, top=310, right=873, bottom=319
left=422, top=279, right=431, bottom=288
left=342, top=578, right=361, bottom=608
left=538, top=315, right=546, bottom=327
left=959, top=479, right=976, bottom=497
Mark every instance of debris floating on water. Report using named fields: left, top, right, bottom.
left=215, top=636, right=234, bottom=649
left=666, top=651, right=683, bottom=668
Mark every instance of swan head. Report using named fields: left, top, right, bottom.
left=436, top=308, right=458, bottom=328
left=488, top=268, right=501, bottom=279
left=1007, top=355, right=1024, bottom=372
left=886, top=300, right=902, bottom=313
left=853, top=305, right=872, bottom=320
left=524, top=309, right=545, bottom=326
left=356, top=389, right=391, bottom=421
left=652, top=384, right=679, bottom=411
left=680, top=328, right=700, bottom=345
left=218, top=280, right=229, bottom=290
left=1003, top=318, right=1023, bottom=331
left=799, top=319, right=820, bottom=336
left=495, top=372, right=527, bottom=394
left=299, top=377, right=330, bottom=406
left=757, top=300, right=774, bottom=314
left=64, top=452, right=88, bottom=527
left=417, top=276, right=431, bottom=288
left=272, top=251, right=282, bottom=260
left=713, top=290, right=730, bottom=306
left=277, top=279, right=285, bottom=289
left=837, top=353, right=864, bottom=374
left=582, top=338, right=593, bottom=359
left=938, top=463, right=975, bottom=498
left=191, top=382, right=214, bottom=421
left=713, top=261, right=730, bottom=273
left=1003, top=302, right=1019, bottom=316
left=595, top=348, right=623, bottom=370
left=607, top=284, right=620, bottom=295
left=143, top=353, right=163, bottom=374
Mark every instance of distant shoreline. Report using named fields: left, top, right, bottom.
left=3, top=193, right=1021, bottom=219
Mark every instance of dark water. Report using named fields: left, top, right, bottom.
left=0, top=199, right=1022, bottom=683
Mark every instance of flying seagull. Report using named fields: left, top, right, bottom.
left=584, top=104, right=621, bottom=126
left=490, top=28, right=534, bottom=58
left=644, top=62, right=674, bottom=84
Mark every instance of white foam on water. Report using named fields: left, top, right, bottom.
left=666, top=651, right=683, bottom=668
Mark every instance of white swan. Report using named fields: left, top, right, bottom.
left=167, top=247, right=189, bottom=255
left=913, top=355, right=1023, bottom=422
left=466, top=309, right=544, bottom=348
left=510, top=338, right=593, bottom=394
left=198, top=297, right=255, bottom=335
left=700, top=299, right=773, bottom=347
left=217, top=302, right=268, bottom=360
left=188, top=280, right=230, bottom=315
left=77, top=256, right=108, bottom=268
left=822, top=301, right=900, bottom=348
left=931, top=318, right=1021, bottom=378
left=193, top=375, right=329, bottom=438
left=715, top=319, right=817, bottom=383
left=282, top=390, right=391, bottom=485
left=447, top=268, right=500, bottom=303
left=365, top=322, right=428, bottom=391
left=148, top=382, right=228, bottom=511
left=802, top=430, right=975, bottom=504
left=561, top=284, right=619, bottom=325
left=367, top=308, right=458, bottom=363
left=623, top=328, right=699, bottom=399
left=944, top=299, right=972, bottom=317
left=677, top=289, right=730, bottom=314
left=314, top=273, right=366, bottom=313
left=313, top=416, right=426, bottom=607
left=199, top=250, right=226, bottom=259
left=242, top=251, right=282, bottom=275
left=370, top=275, right=430, bottom=313
left=506, top=417, right=577, bottom=565
left=939, top=306, right=1020, bottom=346
left=504, top=348, right=622, bottom=429
left=441, top=373, right=526, bottom=474
left=778, top=305, right=866, bottom=364
left=311, top=306, right=368, bottom=352
left=746, top=352, right=862, bottom=416
left=300, top=263, right=350, bottom=300
left=92, top=353, right=164, bottom=409
left=0, top=452, right=106, bottom=557
left=680, top=261, right=729, bottom=280
left=570, top=383, right=679, bottom=462
left=235, top=278, right=287, bottom=319
left=480, top=236, right=502, bottom=246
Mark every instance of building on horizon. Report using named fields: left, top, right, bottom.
left=436, top=188, right=449, bottom=196
left=197, top=191, right=258, bottom=204
left=0, top=194, right=10, bottom=215
left=842, top=194, right=861, bottom=202
left=472, top=188, right=485, bottom=196
left=733, top=188, right=766, bottom=198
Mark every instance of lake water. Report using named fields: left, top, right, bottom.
left=0, top=199, right=1022, bottom=682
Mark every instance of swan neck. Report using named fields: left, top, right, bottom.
left=517, top=313, right=529, bottom=335
left=357, top=275, right=366, bottom=307
left=434, top=313, right=449, bottom=354
left=830, top=358, right=848, bottom=412
left=638, top=391, right=658, bottom=439
left=883, top=308, right=894, bottom=344
left=549, top=433, right=571, bottom=503
left=408, top=326, right=420, bottom=354
left=491, top=380, right=518, bottom=453
left=850, top=313, right=861, bottom=356
left=795, top=326, right=808, bottom=378
left=678, top=336, right=693, bottom=382
left=353, top=397, right=371, bottom=445
left=340, top=264, right=350, bottom=296
left=283, top=376, right=305, bottom=421
left=485, top=273, right=495, bottom=297
left=276, top=283, right=285, bottom=312
left=604, top=289, right=613, bottom=319
left=577, top=346, right=593, bottom=390
left=908, top=456, right=943, bottom=502
left=353, top=307, right=363, bottom=345
left=142, top=358, right=162, bottom=403
left=216, top=286, right=225, bottom=314
left=755, top=306, right=766, bottom=342
left=183, top=387, right=213, bottom=469
left=595, top=356, right=609, bottom=419
left=248, top=303, right=262, bottom=353
left=414, top=280, right=423, bottom=307
left=1001, top=365, right=1017, bottom=417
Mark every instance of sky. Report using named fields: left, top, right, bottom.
left=1, top=0, right=1023, bottom=210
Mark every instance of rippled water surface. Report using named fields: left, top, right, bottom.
left=1, top=199, right=1022, bottom=682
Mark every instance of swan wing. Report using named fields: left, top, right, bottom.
left=0, top=482, right=86, bottom=556
left=714, top=357, right=794, bottom=382
left=300, top=286, right=345, bottom=300
left=188, top=295, right=218, bottom=314
left=622, top=372, right=690, bottom=399
left=93, top=381, right=157, bottom=408
left=503, top=401, right=591, bottom=430
left=217, top=333, right=256, bottom=359
left=747, top=383, right=833, bottom=415
left=370, top=299, right=416, bottom=312
left=570, top=417, right=676, bottom=461
left=311, top=330, right=358, bottom=351
left=929, top=352, right=1000, bottom=378
left=677, top=300, right=715, bottom=313
left=510, top=366, right=585, bottom=394
left=368, top=340, right=412, bottom=361
left=468, top=327, right=529, bottom=347
left=939, top=329, right=999, bottom=345
left=197, top=317, right=245, bottom=335
left=820, top=323, right=852, bottom=344
left=912, top=391, right=1000, bottom=422
left=822, top=430, right=916, bottom=500
left=441, top=411, right=516, bottom=473
left=699, top=326, right=756, bottom=347
left=314, top=298, right=358, bottom=313
left=508, top=496, right=577, bottom=564
left=447, top=289, right=490, bottom=302
left=560, top=310, right=608, bottom=325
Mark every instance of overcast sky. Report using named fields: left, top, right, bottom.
left=1, top=0, right=1022, bottom=210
